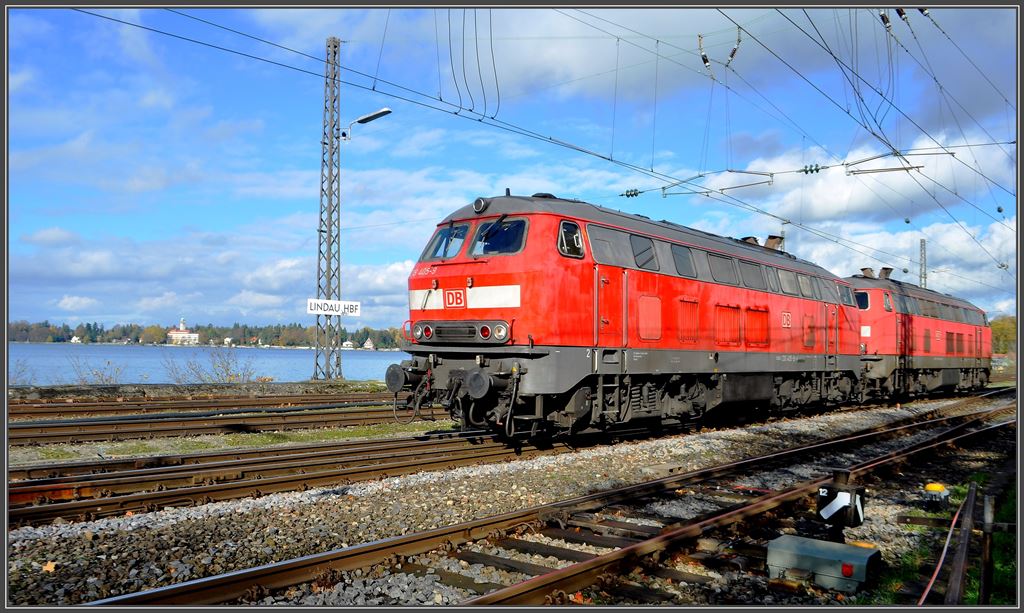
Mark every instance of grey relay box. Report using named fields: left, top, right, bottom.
left=767, top=534, right=881, bottom=593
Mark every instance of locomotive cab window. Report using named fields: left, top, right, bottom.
left=765, top=267, right=781, bottom=293
left=779, top=269, right=801, bottom=296
left=470, top=217, right=527, bottom=257
left=883, top=293, right=893, bottom=312
left=797, top=274, right=818, bottom=299
left=557, top=221, right=584, bottom=258
left=630, top=235, right=659, bottom=271
left=422, top=223, right=470, bottom=261
left=855, top=291, right=869, bottom=309
left=838, top=284, right=855, bottom=307
left=671, top=244, right=697, bottom=277
left=709, top=254, right=739, bottom=285
left=739, top=261, right=766, bottom=290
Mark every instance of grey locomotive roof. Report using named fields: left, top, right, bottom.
left=442, top=193, right=841, bottom=280
left=846, top=275, right=982, bottom=311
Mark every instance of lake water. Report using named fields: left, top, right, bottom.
left=6, top=343, right=410, bottom=386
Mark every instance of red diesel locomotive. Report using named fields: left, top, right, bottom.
left=847, top=269, right=991, bottom=397
left=384, top=193, right=991, bottom=436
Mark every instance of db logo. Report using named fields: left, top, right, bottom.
left=781, top=312, right=792, bottom=328
left=443, top=288, right=467, bottom=309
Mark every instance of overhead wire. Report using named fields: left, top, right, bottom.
left=447, top=10, right=463, bottom=112
left=372, top=9, right=390, bottom=90
left=767, top=9, right=1016, bottom=199
left=557, top=8, right=1014, bottom=291
left=777, top=9, right=1016, bottom=275
left=460, top=9, right=475, bottom=112
left=921, top=9, right=1015, bottom=111
left=797, top=9, right=1014, bottom=232
left=81, top=8, right=1013, bottom=295
left=473, top=9, right=487, bottom=118
left=488, top=9, right=500, bottom=119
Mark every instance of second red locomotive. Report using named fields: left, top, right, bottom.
left=385, top=193, right=991, bottom=437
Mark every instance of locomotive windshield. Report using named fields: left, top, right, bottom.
left=470, top=218, right=527, bottom=256
left=421, top=223, right=470, bottom=260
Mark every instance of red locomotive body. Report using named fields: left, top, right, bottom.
left=848, top=270, right=991, bottom=396
left=386, top=193, right=888, bottom=436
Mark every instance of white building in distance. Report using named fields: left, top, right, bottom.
left=167, top=317, right=200, bottom=345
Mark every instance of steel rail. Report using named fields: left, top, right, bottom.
left=8, top=430, right=482, bottom=480
left=8, top=405, right=448, bottom=445
left=8, top=392, right=393, bottom=418
left=9, top=439, right=576, bottom=525
left=463, top=419, right=1012, bottom=604
left=10, top=402, right=1012, bottom=523
left=84, top=404, right=1014, bottom=606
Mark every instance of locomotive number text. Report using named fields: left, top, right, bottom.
left=444, top=288, right=467, bottom=309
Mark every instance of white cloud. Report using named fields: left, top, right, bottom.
left=57, top=295, right=99, bottom=311
left=10, top=68, right=34, bottom=93
left=137, top=291, right=179, bottom=312
left=228, top=290, right=287, bottom=309
left=243, top=258, right=312, bottom=292
left=392, top=128, right=447, bottom=157
left=21, top=227, right=79, bottom=246
left=140, top=88, right=174, bottom=109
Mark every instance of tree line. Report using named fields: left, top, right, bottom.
left=7, top=320, right=408, bottom=349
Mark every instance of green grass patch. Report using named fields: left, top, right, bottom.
left=35, top=447, right=77, bottom=460
left=105, top=441, right=160, bottom=456
left=218, top=420, right=459, bottom=448
left=865, top=536, right=937, bottom=605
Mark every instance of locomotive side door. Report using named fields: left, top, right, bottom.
left=594, top=264, right=625, bottom=348
left=824, top=298, right=838, bottom=370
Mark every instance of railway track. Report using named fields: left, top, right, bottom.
left=8, top=392, right=393, bottom=419
left=7, top=402, right=447, bottom=446
left=9, top=389, right=1013, bottom=525
left=85, top=393, right=1014, bottom=605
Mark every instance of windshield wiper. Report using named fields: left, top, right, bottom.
left=480, top=214, right=508, bottom=243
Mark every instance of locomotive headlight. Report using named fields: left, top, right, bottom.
left=423, top=325, right=433, bottom=339
left=413, top=325, right=423, bottom=339
left=493, top=323, right=508, bottom=341
left=479, top=325, right=491, bottom=339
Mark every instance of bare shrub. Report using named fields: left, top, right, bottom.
left=67, top=357, right=125, bottom=385
left=162, top=347, right=257, bottom=384
left=9, top=359, right=35, bottom=386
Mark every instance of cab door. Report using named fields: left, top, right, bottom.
left=595, top=264, right=625, bottom=347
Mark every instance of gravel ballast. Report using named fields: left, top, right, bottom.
left=6, top=396, right=1010, bottom=605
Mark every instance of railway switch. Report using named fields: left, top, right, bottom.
left=767, top=535, right=881, bottom=593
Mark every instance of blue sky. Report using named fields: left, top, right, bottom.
left=7, top=7, right=1017, bottom=330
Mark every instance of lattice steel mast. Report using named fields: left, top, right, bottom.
left=920, top=238, right=927, bottom=289
left=314, top=37, right=343, bottom=380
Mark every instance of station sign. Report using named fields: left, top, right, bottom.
left=306, top=298, right=361, bottom=316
